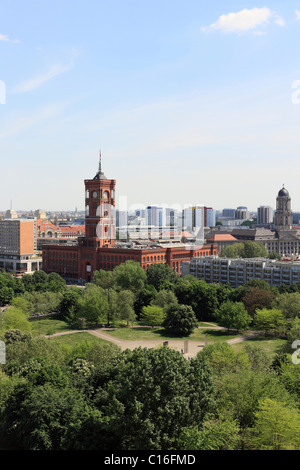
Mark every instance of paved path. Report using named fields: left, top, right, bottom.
left=48, top=325, right=260, bottom=359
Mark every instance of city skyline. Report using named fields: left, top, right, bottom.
left=1, top=2, right=300, bottom=210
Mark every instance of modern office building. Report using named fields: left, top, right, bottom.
left=0, top=218, right=42, bottom=274
left=182, top=256, right=300, bottom=288
left=235, top=206, right=250, bottom=220
left=257, top=206, right=273, bottom=225
left=205, top=207, right=216, bottom=227
left=146, top=206, right=166, bottom=227
left=222, top=208, right=236, bottom=219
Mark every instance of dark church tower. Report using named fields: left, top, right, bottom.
left=274, top=186, right=293, bottom=231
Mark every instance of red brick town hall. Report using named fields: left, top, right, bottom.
left=42, top=158, right=217, bottom=282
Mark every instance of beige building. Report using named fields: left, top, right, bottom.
left=0, top=219, right=42, bottom=274
left=231, top=187, right=300, bottom=257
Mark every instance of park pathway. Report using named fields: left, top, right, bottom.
left=48, top=325, right=260, bottom=359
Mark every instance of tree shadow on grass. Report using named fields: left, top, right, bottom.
left=202, top=329, right=240, bottom=338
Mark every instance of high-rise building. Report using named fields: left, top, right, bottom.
left=235, top=206, right=249, bottom=220
left=182, top=207, right=203, bottom=230
left=5, top=209, right=18, bottom=219
left=146, top=206, right=166, bottom=227
left=204, top=207, right=216, bottom=227
left=222, top=208, right=236, bottom=219
left=0, top=218, right=42, bottom=274
left=257, top=206, right=273, bottom=225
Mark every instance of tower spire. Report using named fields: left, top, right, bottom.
left=93, top=149, right=106, bottom=180
left=99, top=150, right=102, bottom=174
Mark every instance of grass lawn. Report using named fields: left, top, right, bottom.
left=48, top=331, right=110, bottom=347
left=234, top=335, right=287, bottom=360
left=104, top=326, right=240, bottom=343
left=29, top=316, right=72, bottom=336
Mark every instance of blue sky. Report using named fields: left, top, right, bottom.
left=1, top=1, right=300, bottom=213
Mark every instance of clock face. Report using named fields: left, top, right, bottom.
left=103, top=191, right=109, bottom=198
left=93, top=191, right=98, bottom=198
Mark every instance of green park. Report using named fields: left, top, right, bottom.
left=0, top=260, right=300, bottom=451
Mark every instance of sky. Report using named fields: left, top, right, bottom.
left=1, top=1, right=300, bottom=213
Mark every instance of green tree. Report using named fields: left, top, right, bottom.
left=0, top=307, right=32, bottom=333
left=10, top=296, right=30, bottom=315
left=242, top=343, right=272, bottom=372
left=1, top=382, right=101, bottom=450
left=24, top=291, right=63, bottom=316
left=254, top=308, right=286, bottom=336
left=140, top=305, right=165, bottom=327
left=250, top=398, right=300, bottom=450
left=178, top=418, right=241, bottom=450
left=3, top=336, right=68, bottom=375
left=84, top=342, right=121, bottom=368
left=59, top=288, right=83, bottom=319
left=243, top=241, right=268, bottom=258
left=151, top=289, right=178, bottom=312
left=174, top=278, right=219, bottom=321
left=93, top=270, right=118, bottom=325
left=0, top=286, right=14, bottom=305
left=79, top=285, right=108, bottom=326
left=277, top=356, right=300, bottom=398
left=221, top=241, right=268, bottom=258
left=273, top=292, right=300, bottom=320
left=146, top=263, right=178, bottom=291
left=117, top=290, right=136, bottom=326
left=284, top=317, right=300, bottom=353
left=134, top=285, right=157, bottom=318
left=93, top=269, right=115, bottom=290
left=47, top=273, right=66, bottom=293
left=217, top=300, right=252, bottom=331
left=113, top=260, right=146, bottom=292
left=31, top=270, right=48, bottom=292
left=201, top=342, right=250, bottom=376
left=93, top=347, right=214, bottom=450
left=221, top=243, right=245, bottom=258
left=212, top=369, right=296, bottom=431
left=268, top=251, right=281, bottom=260
left=3, top=329, right=32, bottom=344
left=242, top=288, right=277, bottom=317
left=21, top=274, right=34, bottom=292
left=163, top=304, right=198, bottom=336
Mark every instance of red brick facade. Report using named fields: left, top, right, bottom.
left=42, top=164, right=217, bottom=282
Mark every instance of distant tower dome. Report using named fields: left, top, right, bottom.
left=278, top=186, right=289, bottom=197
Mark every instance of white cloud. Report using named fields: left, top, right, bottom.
left=0, top=101, right=71, bottom=139
left=202, top=7, right=285, bottom=33
left=0, top=34, right=9, bottom=42
left=0, top=33, right=20, bottom=43
left=12, top=49, right=80, bottom=94
left=13, top=64, right=71, bottom=94
left=296, top=10, right=300, bottom=20
left=274, top=15, right=286, bottom=27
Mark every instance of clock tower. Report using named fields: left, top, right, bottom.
left=82, top=152, right=116, bottom=247
left=274, top=186, right=293, bottom=231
